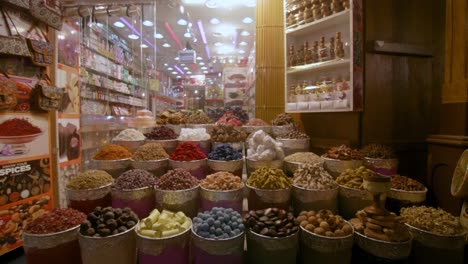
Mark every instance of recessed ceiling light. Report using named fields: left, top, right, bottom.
left=172, top=71, right=178, bottom=74
left=201, top=66, right=207, bottom=70
left=162, top=43, right=171, bottom=47
left=177, top=19, right=188, bottom=26
left=142, top=20, right=154, bottom=26
left=238, top=50, right=246, bottom=54
left=183, top=67, right=189, bottom=70
left=203, top=70, right=209, bottom=73
left=113, top=21, right=125, bottom=28
left=141, top=44, right=148, bottom=48
left=239, top=41, right=248, bottom=46
left=242, top=17, right=253, bottom=24
left=197, top=56, right=203, bottom=60
left=228, top=58, right=234, bottom=63
left=187, top=71, right=192, bottom=74
left=205, top=0, right=218, bottom=8
left=209, top=18, right=220, bottom=24
left=175, top=57, right=180, bottom=60
left=181, top=63, right=186, bottom=66
left=58, top=34, right=65, bottom=40
left=167, top=67, right=174, bottom=70
left=164, top=63, right=169, bottom=66
left=240, top=31, right=250, bottom=36
left=199, top=62, right=205, bottom=65
left=214, top=42, right=222, bottom=46
left=154, top=33, right=164, bottom=39
left=177, top=75, right=181, bottom=78
left=184, top=32, right=191, bottom=38
left=128, top=34, right=139, bottom=40
left=96, top=23, right=103, bottom=27
left=180, top=5, right=185, bottom=13
left=70, top=30, right=76, bottom=34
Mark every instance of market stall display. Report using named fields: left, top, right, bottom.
left=361, top=144, right=398, bottom=175
left=131, top=143, right=169, bottom=176
left=323, top=145, right=362, bottom=177
left=91, top=144, right=131, bottom=177
left=210, top=125, right=247, bottom=152
left=200, top=172, right=244, bottom=213
left=177, top=128, right=211, bottom=156
left=336, top=166, right=373, bottom=219
left=169, top=142, right=208, bottom=179
left=66, top=170, right=114, bottom=214
left=207, top=144, right=243, bottom=177
left=112, top=128, right=146, bottom=153
left=386, top=175, right=427, bottom=213
left=270, top=113, right=296, bottom=137
left=242, top=118, right=272, bottom=135
left=276, top=130, right=310, bottom=156
left=144, top=126, right=178, bottom=154
left=283, top=151, right=323, bottom=176
left=246, top=130, right=285, bottom=176
left=246, top=167, right=291, bottom=210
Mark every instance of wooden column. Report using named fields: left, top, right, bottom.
left=255, top=0, right=285, bottom=121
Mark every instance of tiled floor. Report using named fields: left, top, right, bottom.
left=1, top=248, right=25, bottom=263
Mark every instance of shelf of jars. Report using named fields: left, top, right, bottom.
left=284, top=0, right=363, bottom=113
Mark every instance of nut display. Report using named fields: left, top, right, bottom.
left=284, top=152, right=323, bottom=164
left=336, top=166, right=374, bottom=189
left=361, top=144, right=396, bottom=159
left=400, top=206, right=465, bottom=236
left=271, top=113, right=295, bottom=126
left=216, top=112, right=243, bottom=126
left=277, top=130, right=309, bottom=139
left=246, top=130, right=285, bottom=161
left=246, top=118, right=269, bottom=126
left=208, top=144, right=242, bottom=161
left=297, top=210, right=352, bottom=237
left=292, top=163, right=337, bottom=190
left=24, top=208, right=85, bottom=234
left=156, top=110, right=186, bottom=125
left=351, top=210, right=411, bottom=242
left=390, top=175, right=425, bottom=191
left=155, top=169, right=199, bottom=191
left=244, top=208, right=299, bottom=237
left=93, top=144, right=132, bottom=160
left=79, top=207, right=139, bottom=237
left=246, top=167, right=291, bottom=189
left=138, top=209, right=192, bottom=238
left=323, top=145, right=362, bottom=160
left=210, top=125, right=247, bottom=143
left=113, top=169, right=156, bottom=190
left=144, top=126, right=178, bottom=140
left=66, top=170, right=114, bottom=190
left=200, top=172, right=242, bottom=191
left=113, top=128, right=146, bottom=141
left=132, top=143, right=168, bottom=161
left=186, top=110, right=213, bottom=124
left=193, top=207, right=244, bottom=239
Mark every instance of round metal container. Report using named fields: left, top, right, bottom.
left=271, top=125, right=294, bottom=138
left=111, top=186, right=155, bottom=219
left=145, top=139, right=178, bottom=155
left=199, top=183, right=245, bottom=213
left=23, top=225, right=82, bottom=264
left=338, top=185, right=373, bottom=220
left=112, top=139, right=145, bottom=153
left=207, top=159, right=243, bottom=177
left=283, top=160, right=303, bottom=177
left=323, top=158, right=362, bottom=178
left=154, top=185, right=199, bottom=218
left=191, top=228, right=244, bottom=264
left=131, top=158, right=168, bottom=177
left=212, top=141, right=244, bottom=153
left=291, top=185, right=339, bottom=215
left=386, top=187, right=427, bottom=214
left=78, top=221, right=138, bottom=264
left=246, top=229, right=299, bottom=263
left=177, top=139, right=211, bottom=156
left=90, top=158, right=131, bottom=178
left=245, top=158, right=283, bottom=177
left=136, top=226, right=191, bottom=264
left=66, top=183, right=112, bottom=215
left=186, top=124, right=214, bottom=134
left=246, top=184, right=291, bottom=211
left=242, top=125, right=272, bottom=135
left=363, top=157, right=398, bottom=176
left=299, top=222, right=354, bottom=264
left=354, top=231, right=412, bottom=260
left=276, top=138, right=309, bottom=156
left=166, top=124, right=185, bottom=135
left=169, top=158, right=207, bottom=180
left=406, top=223, right=466, bottom=264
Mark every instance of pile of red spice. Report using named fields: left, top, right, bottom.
left=0, top=118, right=41, bottom=136
left=24, top=208, right=86, bottom=234
left=170, top=142, right=207, bottom=161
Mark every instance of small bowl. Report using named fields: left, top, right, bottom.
left=323, top=158, right=362, bottom=178
left=169, top=158, right=208, bottom=180
left=246, top=184, right=291, bottom=211
left=91, top=158, right=131, bottom=178
left=112, top=139, right=145, bottom=153
left=145, top=139, right=178, bottom=155
left=131, top=158, right=168, bottom=177
left=354, top=231, right=412, bottom=260
left=0, top=132, right=43, bottom=144
left=207, top=159, right=243, bottom=177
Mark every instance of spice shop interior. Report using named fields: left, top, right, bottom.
left=0, top=0, right=467, bottom=263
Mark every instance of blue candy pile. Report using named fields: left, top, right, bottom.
left=208, top=144, right=242, bottom=161
left=193, top=207, right=245, bottom=239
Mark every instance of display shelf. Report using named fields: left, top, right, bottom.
left=81, top=44, right=144, bottom=76
left=82, top=66, right=144, bottom=89
left=83, top=82, right=144, bottom=99
left=81, top=94, right=145, bottom=108
left=286, top=9, right=350, bottom=37
left=287, top=59, right=350, bottom=75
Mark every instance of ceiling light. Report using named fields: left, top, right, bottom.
left=177, top=75, right=181, bottom=78
left=244, top=0, right=256, bottom=7
left=205, top=0, right=218, bottom=8
left=184, top=32, right=191, bottom=38
left=180, top=5, right=185, bottom=13
left=197, top=20, right=207, bottom=44
left=177, top=19, right=188, bottom=26
left=197, top=56, right=203, bottom=60
left=187, top=71, right=192, bottom=74
left=142, top=20, right=154, bottom=27
left=242, top=17, right=253, bottom=24
left=188, top=22, right=192, bottom=28
left=154, top=33, right=164, bottom=39
left=228, top=58, right=234, bottom=63
left=183, top=67, right=189, bottom=70
left=164, top=63, right=169, bottom=66
left=58, top=34, right=65, bottom=40
left=113, top=21, right=125, bottom=28
left=203, top=70, right=208, bottom=74
left=172, top=71, right=178, bottom=74
left=199, top=62, right=205, bottom=65
left=128, top=34, right=139, bottom=40
left=96, top=23, right=103, bottom=27
left=239, top=41, right=248, bottom=46
left=209, top=18, right=220, bottom=24
left=167, top=67, right=174, bottom=70
left=240, top=31, right=250, bottom=36
left=175, top=57, right=180, bottom=60
left=238, top=50, right=246, bottom=54
left=214, top=42, right=222, bottom=46
left=201, top=66, right=208, bottom=70
left=141, top=44, right=148, bottom=48
left=181, top=63, right=186, bottom=66
left=194, top=90, right=198, bottom=94
left=162, top=43, right=171, bottom=47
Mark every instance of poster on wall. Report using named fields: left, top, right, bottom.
left=56, top=65, right=80, bottom=114
left=223, top=67, right=248, bottom=108
left=0, top=113, right=50, bottom=161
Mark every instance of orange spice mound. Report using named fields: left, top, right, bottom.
left=93, top=144, right=132, bottom=160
